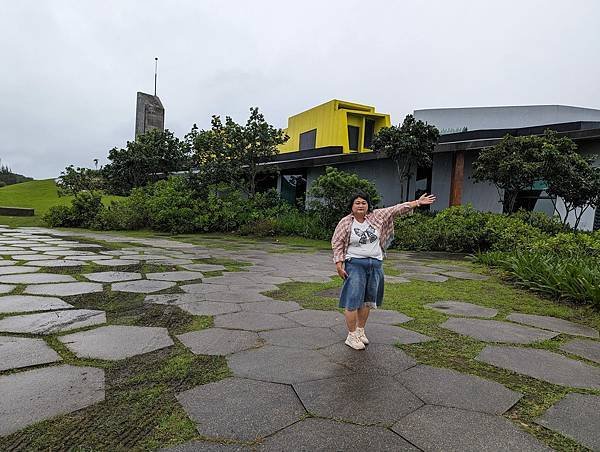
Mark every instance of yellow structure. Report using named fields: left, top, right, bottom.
left=278, top=100, right=391, bottom=154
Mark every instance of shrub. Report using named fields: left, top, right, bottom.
left=527, top=231, right=600, bottom=258
left=308, top=167, right=381, bottom=231
left=43, top=205, right=74, bottom=227
left=511, top=209, right=569, bottom=236
left=93, top=188, right=150, bottom=230
left=145, top=177, right=199, bottom=233
left=43, top=191, right=103, bottom=228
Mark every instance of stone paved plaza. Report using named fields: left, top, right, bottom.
left=0, top=226, right=598, bottom=450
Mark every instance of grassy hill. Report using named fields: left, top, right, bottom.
left=0, top=179, right=121, bottom=227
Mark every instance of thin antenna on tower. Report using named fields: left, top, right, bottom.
left=154, top=57, right=158, bottom=96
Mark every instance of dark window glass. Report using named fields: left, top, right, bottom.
left=299, top=129, right=316, bottom=151
left=415, top=166, right=432, bottom=210
left=364, top=119, right=375, bottom=149
left=594, top=207, right=600, bottom=231
left=348, top=126, right=359, bottom=151
left=280, top=170, right=307, bottom=209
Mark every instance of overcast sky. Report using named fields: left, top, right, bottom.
left=2, top=0, right=600, bottom=179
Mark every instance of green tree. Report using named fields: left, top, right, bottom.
left=473, top=134, right=547, bottom=214
left=307, top=166, right=381, bottom=231
left=57, top=165, right=105, bottom=196
left=372, top=114, right=439, bottom=202
left=103, top=129, right=191, bottom=195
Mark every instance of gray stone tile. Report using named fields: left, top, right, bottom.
left=535, top=393, right=600, bottom=451
left=477, top=345, right=600, bottom=390
left=12, top=254, right=57, bottom=261
left=0, top=365, right=105, bottom=436
left=148, top=258, right=193, bottom=265
left=332, top=323, right=434, bottom=345
left=64, top=255, right=114, bottom=261
left=397, top=264, right=445, bottom=273
left=111, top=280, right=176, bottom=293
left=260, top=327, right=341, bottom=350
left=93, top=259, right=139, bottom=266
left=426, top=300, right=498, bottom=318
left=146, top=271, right=204, bottom=282
left=214, top=311, right=298, bottom=331
left=440, top=271, right=490, bottom=280
left=241, top=300, right=301, bottom=314
left=396, top=365, right=522, bottom=414
left=0, top=265, right=40, bottom=275
left=0, top=336, right=62, bottom=371
left=441, top=318, right=559, bottom=344
left=0, top=273, right=76, bottom=284
left=401, top=273, right=449, bottom=282
left=368, top=309, right=413, bottom=325
left=560, top=339, right=600, bottom=364
left=24, top=282, right=104, bottom=296
left=59, top=325, right=174, bottom=360
left=26, top=259, right=86, bottom=267
left=83, top=271, right=142, bottom=283
left=176, top=377, right=305, bottom=441
left=384, top=275, right=411, bottom=283
left=0, top=284, right=15, bottom=294
left=259, top=418, right=418, bottom=451
left=43, top=250, right=96, bottom=256
left=178, top=301, right=241, bottom=316
left=319, top=342, right=417, bottom=376
left=507, top=313, right=598, bottom=338
left=0, top=260, right=18, bottom=266
left=392, top=405, right=551, bottom=452
left=0, top=309, right=106, bottom=334
left=0, top=295, right=73, bottom=313
left=294, top=373, right=423, bottom=424
left=144, top=293, right=205, bottom=305
left=181, top=263, right=226, bottom=272
left=227, top=345, right=351, bottom=384
left=284, top=309, right=345, bottom=328
left=177, top=328, right=260, bottom=355
left=204, top=290, right=274, bottom=303
left=180, top=283, right=233, bottom=294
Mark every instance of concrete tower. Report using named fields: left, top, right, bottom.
left=135, top=92, right=164, bottom=138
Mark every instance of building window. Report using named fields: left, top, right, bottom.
left=364, top=119, right=375, bottom=149
left=348, top=126, right=360, bottom=151
left=299, top=129, right=316, bottom=151
left=280, top=170, right=307, bottom=209
left=594, top=208, right=600, bottom=231
left=415, top=166, right=432, bottom=210
left=513, top=181, right=556, bottom=216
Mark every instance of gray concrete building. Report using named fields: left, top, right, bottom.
left=135, top=92, right=165, bottom=138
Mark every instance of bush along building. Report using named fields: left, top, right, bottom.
left=270, top=102, right=600, bottom=231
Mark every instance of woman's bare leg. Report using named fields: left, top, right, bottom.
left=344, top=309, right=358, bottom=332
left=357, top=305, right=371, bottom=328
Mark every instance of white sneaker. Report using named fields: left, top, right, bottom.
left=356, top=327, right=369, bottom=345
left=345, top=332, right=366, bottom=350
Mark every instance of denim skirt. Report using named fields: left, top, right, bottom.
left=339, top=257, right=384, bottom=311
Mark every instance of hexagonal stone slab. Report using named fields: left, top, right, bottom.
left=146, top=271, right=204, bottom=282
left=401, top=273, right=448, bottom=282
left=178, top=328, right=259, bottom=355
left=202, top=290, right=274, bottom=303
left=214, top=311, right=298, bottom=331
left=0, top=295, right=73, bottom=313
left=25, top=259, right=86, bottom=267
left=0, top=265, right=40, bottom=275
left=441, top=318, right=558, bottom=344
left=178, top=301, right=241, bottom=316
left=506, top=313, right=598, bottom=338
left=440, top=271, right=490, bottom=280
left=284, top=309, right=345, bottom=328
left=0, top=309, right=106, bottom=334
left=477, top=345, right=600, bottom=390
left=181, top=263, right=226, bottom=272
left=560, top=339, right=600, bottom=364
left=227, top=345, right=350, bottom=384
left=24, top=282, right=104, bottom=296
left=368, top=309, right=413, bottom=324
left=93, top=259, right=139, bottom=266
left=176, top=377, right=305, bottom=441
left=392, top=405, right=551, bottom=452
left=111, top=280, right=176, bottom=293
left=260, top=327, right=341, bottom=350
left=59, top=325, right=174, bottom=360
left=0, top=336, right=62, bottom=371
left=241, top=300, right=301, bottom=314
left=425, top=300, right=498, bottom=318
left=0, top=284, right=15, bottom=294
left=0, top=273, right=76, bottom=284
left=294, top=373, right=423, bottom=424
left=10, top=254, right=53, bottom=261
left=83, top=271, right=142, bottom=282
left=0, top=365, right=105, bottom=436
left=319, top=342, right=416, bottom=376
left=396, top=365, right=522, bottom=414
left=535, top=393, right=600, bottom=451
left=332, top=323, right=433, bottom=345
left=260, top=418, right=418, bottom=451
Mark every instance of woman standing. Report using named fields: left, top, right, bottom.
left=331, top=191, right=436, bottom=350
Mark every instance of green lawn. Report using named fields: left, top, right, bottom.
left=0, top=179, right=122, bottom=227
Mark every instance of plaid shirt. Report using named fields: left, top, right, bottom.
left=331, top=202, right=414, bottom=263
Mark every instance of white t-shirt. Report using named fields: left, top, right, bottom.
left=346, top=219, right=383, bottom=261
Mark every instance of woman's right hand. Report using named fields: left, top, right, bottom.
left=336, top=262, right=348, bottom=279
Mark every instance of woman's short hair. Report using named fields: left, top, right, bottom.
left=347, top=191, right=373, bottom=213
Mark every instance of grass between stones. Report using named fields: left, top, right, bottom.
left=267, top=262, right=600, bottom=452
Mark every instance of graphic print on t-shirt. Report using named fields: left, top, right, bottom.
left=353, top=224, right=378, bottom=245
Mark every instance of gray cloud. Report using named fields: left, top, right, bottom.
left=1, top=0, right=599, bottom=178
